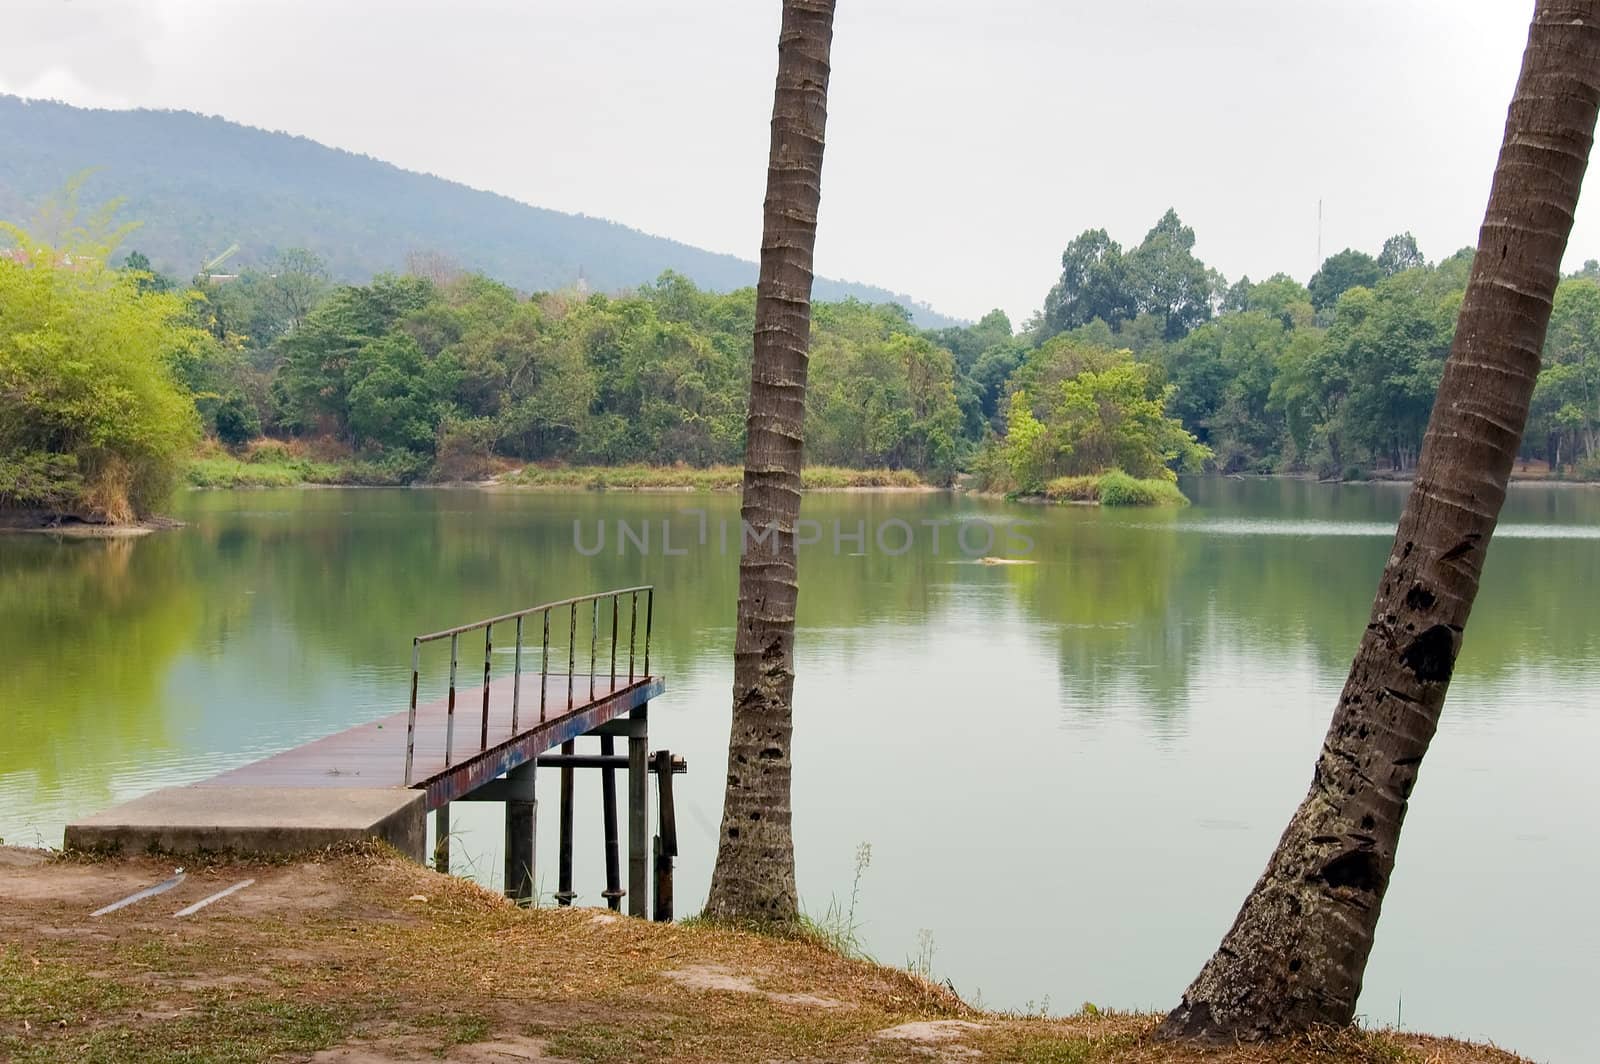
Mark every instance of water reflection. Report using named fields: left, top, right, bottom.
left=1, top=480, right=1597, bottom=1061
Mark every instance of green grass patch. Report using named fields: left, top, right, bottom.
left=1094, top=470, right=1188, bottom=507
left=8, top=998, right=351, bottom=1064
left=185, top=444, right=422, bottom=489
left=1039, top=470, right=1189, bottom=507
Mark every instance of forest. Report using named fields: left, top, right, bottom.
left=5, top=201, right=1600, bottom=521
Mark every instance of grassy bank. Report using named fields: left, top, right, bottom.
left=506, top=463, right=927, bottom=492
left=0, top=847, right=1526, bottom=1064
left=1032, top=470, right=1190, bottom=507
left=184, top=442, right=421, bottom=489
left=183, top=446, right=931, bottom=492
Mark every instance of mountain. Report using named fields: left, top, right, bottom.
left=0, top=95, right=960, bottom=328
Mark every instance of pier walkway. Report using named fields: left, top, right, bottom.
left=67, top=587, right=672, bottom=917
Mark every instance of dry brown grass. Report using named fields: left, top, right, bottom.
left=0, top=848, right=1531, bottom=1063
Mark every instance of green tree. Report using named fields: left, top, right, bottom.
left=121, top=249, right=175, bottom=293
left=1307, top=248, right=1382, bottom=310
left=1166, top=311, right=1290, bottom=470
left=997, top=347, right=1209, bottom=489
left=1041, top=229, right=1138, bottom=335
left=1125, top=208, right=1218, bottom=340
left=1377, top=231, right=1426, bottom=275
left=0, top=227, right=200, bottom=520
left=275, top=274, right=436, bottom=437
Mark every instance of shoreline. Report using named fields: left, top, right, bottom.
left=0, top=513, right=186, bottom=538
left=0, top=845, right=1532, bottom=1064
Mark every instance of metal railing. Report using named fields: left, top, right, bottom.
left=404, top=586, right=654, bottom=785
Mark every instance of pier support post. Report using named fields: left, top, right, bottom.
left=503, top=762, right=536, bottom=907
left=599, top=735, right=623, bottom=911
left=557, top=740, right=576, bottom=905
left=628, top=703, right=648, bottom=918
left=433, top=804, right=450, bottom=874
left=652, top=749, right=676, bottom=922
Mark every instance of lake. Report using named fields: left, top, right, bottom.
left=2, top=479, right=1596, bottom=1062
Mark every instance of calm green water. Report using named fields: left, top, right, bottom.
left=3, top=480, right=1597, bottom=1061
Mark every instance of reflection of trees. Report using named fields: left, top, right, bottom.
left=8, top=482, right=1592, bottom=810
left=1001, top=507, right=1198, bottom=729
left=0, top=535, right=203, bottom=792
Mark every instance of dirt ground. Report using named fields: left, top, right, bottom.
left=0, top=846, right=1530, bottom=1063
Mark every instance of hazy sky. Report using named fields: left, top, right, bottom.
left=0, top=0, right=1578, bottom=323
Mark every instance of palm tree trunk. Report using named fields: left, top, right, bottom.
left=703, top=0, right=835, bottom=927
left=1159, top=1, right=1600, bottom=1040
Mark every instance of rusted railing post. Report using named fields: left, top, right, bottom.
left=589, top=598, right=598, bottom=701
left=609, top=595, right=619, bottom=694
left=644, top=587, right=654, bottom=676
left=540, top=609, right=550, bottom=722
left=445, top=633, right=459, bottom=767
left=480, top=622, right=493, bottom=751
left=511, top=614, right=523, bottom=734
left=567, top=602, right=577, bottom=710
left=405, top=638, right=421, bottom=785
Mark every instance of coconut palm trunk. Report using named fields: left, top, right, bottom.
left=1160, top=1, right=1600, bottom=1041
left=703, top=0, right=835, bottom=926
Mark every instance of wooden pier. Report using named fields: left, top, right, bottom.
left=66, top=587, right=680, bottom=918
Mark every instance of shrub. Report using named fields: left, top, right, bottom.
left=213, top=394, right=263, bottom=448
left=1096, top=469, right=1189, bottom=507
left=0, top=452, right=83, bottom=510
left=0, top=227, right=200, bottom=520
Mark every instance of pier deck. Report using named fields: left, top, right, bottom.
left=64, top=672, right=663, bottom=859
left=66, top=584, right=667, bottom=917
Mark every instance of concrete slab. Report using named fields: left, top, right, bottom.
left=64, top=786, right=425, bottom=861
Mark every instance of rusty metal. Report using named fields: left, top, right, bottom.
left=480, top=623, right=493, bottom=751
left=404, top=639, right=421, bottom=785
left=445, top=632, right=459, bottom=766
left=540, top=610, right=550, bottom=722
left=644, top=587, right=654, bottom=676
left=536, top=753, right=685, bottom=772
left=199, top=671, right=665, bottom=812
left=402, top=586, right=656, bottom=799
left=415, top=678, right=663, bottom=811
left=412, top=585, right=653, bottom=643
left=511, top=615, right=523, bottom=734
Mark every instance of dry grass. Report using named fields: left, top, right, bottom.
left=0, top=848, right=1530, bottom=1063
